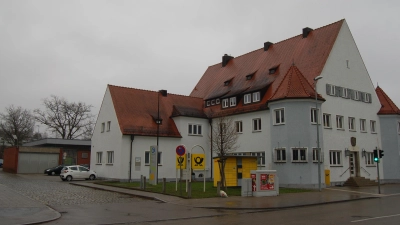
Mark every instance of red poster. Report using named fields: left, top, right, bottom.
left=251, top=174, right=256, bottom=191
left=260, top=174, right=275, bottom=190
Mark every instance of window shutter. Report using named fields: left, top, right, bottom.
left=335, top=86, right=341, bottom=97
left=326, top=84, right=331, bottom=95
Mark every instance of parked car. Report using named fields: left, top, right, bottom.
left=0, top=159, right=3, bottom=168
left=60, top=165, right=96, bottom=181
left=44, top=165, right=64, bottom=175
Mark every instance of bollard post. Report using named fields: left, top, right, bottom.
left=217, top=181, right=221, bottom=196
left=188, top=182, right=192, bottom=198
left=143, top=176, right=146, bottom=190
left=140, top=175, right=143, bottom=189
left=163, top=178, right=166, bottom=193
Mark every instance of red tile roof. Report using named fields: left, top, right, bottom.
left=376, top=86, right=400, bottom=115
left=190, top=20, right=344, bottom=116
left=269, top=65, right=324, bottom=102
left=108, top=85, right=204, bottom=137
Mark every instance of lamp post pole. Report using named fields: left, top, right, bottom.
left=156, top=90, right=167, bottom=185
left=314, top=76, right=323, bottom=192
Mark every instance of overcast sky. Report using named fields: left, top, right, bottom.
left=1, top=0, right=399, bottom=132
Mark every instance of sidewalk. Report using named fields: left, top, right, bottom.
left=0, top=184, right=61, bottom=225
left=70, top=182, right=391, bottom=210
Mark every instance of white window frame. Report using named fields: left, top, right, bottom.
left=291, top=148, right=307, bottom=163
left=274, top=148, right=286, bottom=163
left=107, top=121, right=111, bottom=132
left=216, top=99, right=220, bottom=104
left=329, top=85, right=336, bottom=96
left=311, top=108, right=318, bottom=124
left=329, top=150, right=342, bottom=166
left=348, top=117, right=356, bottom=131
left=252, top=92, right=260, bottom=102
left=274, top=108, right=285, bottom=125
left=365, top=152, right=375, bottom=166
left=230, top=97, right=236, bottom=107
left=106, top=151, right=114, bottom=164
left=252, top=118, right=261, bottom=132
left=354, top=91, right=360, bottom=100
left=235, top=121, right=243, bottom=133
left=312, top=148, right=323, bottom=163
left=364, top=93, right=370, bottom=103
left=144, top=151, right=162, bottom=166
left=336, top=115, right=344, bottom=130
left=341, top=88, right=348, bottom=98
left=370, top=120, right=376, bottom=133
left=96, top=152, right=103, bottom=164
left=323, top=113, right=331, bottom=128
left=206, top=101, right=210, bottom=106
left=188, top=124, right=202, bottom=136
left=251, top=152, right=265, bottom=166
left=222, top=99, right=228, bottom=108
left=360, top=119, right=366, bottom=132
left=244, top=94, right=251, bottom=104
left=211, top=100, right=215, bottom=105
left=101, top=123, right=105, bottom=133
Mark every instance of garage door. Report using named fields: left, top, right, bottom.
left=18, top=153, right=59, bottom=174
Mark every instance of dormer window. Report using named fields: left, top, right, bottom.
left=269, top=66, right=279, bottom=74
left=244, top=94, right=251, bottom=104
left=222, top=99, right=228, bottom=108
left=211, top=99, right=215, bottom=105
left=206, top=101, right=210, bottom=106
left=253, top=92, right=260, bottom=102
left=230, top=97, right=236, bottom=107
left=216, top=99, right=220, bottom=104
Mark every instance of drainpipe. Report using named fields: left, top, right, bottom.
left=129, top=135, right=134, bottom=182
left=208, top=118, right=213, bottom=180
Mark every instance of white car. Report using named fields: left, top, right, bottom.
left=60, top=165, right=96, bottom=181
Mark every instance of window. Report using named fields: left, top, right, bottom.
left=107, top=151, right=114, bottom=164
left=235, top=121, right=243, bottom=133
left=292, top=148, right=307, bottom=162
left=253, top=118, right=261, bottom=132
left=312, top=148, right=323, bottom=163
left=329, top=151, right=342, bottom=166
left=327, top=84, right=336, bottom=96
left=79, top=166, right=89, bottom=172
left=145, top=151, right=162, bottom=165
left=107, top=121, right=111, bottom=131
left=101, top=123, right=105, bottom=133
left=336, top=115, right=344, bottom=129
left=354, top=91, right=360, bottom=100
left=341, top=88, right=348, bottom=98
left=216, top=99, right=220, bottom=104
left=188, top=124, right=202, bottom=135
left=274, top=148, right=286, bottom=162
left=311, top=108, right=318, bottom=124
left=244, top=94, right=251, bottom=104
left=230, top=97, right=236, bottom=107
left=96, top=152, right=103, bottom=164
left=370, top=120, right=376, bottom=133
left=323, top=113, right=331, bottom=128
left=364, top=93, right=370, bottom=103
left=360, top=119, right=366, bottom=132
left=82, top=152, right=88, bottom=159
left=206, top=101, right=210, bottom=106
left=211, top=100, right=215, bottom=105
left=348, top=117, right=356, bottom=131
left=253, top=92, right=260, bottom=102
left=222, top=99, right=228, bottom=108
left=251, top=152, right=265, bottom=166
left=366, top=152, right=374, bottom=166
left=274, top=108, right=285, bottom=125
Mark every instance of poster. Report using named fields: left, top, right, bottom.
left=251, top=174, right=256, bottom=191
left=260, top=174, right=275, bottom=190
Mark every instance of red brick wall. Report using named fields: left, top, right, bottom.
left=3, top=147, right=19, bottom=173
left=77, top=150, right=91, bottom=165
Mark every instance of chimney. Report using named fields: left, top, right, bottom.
left=222, top=54, right=233, bottom=67
left=302, top=27, right=313, bottom=38
left=264, top=42, right=273, bottom=51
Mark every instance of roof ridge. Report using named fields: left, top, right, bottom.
left=108, top=84, right=203, bottom=100
left=207, top=19, right=345, bottom=68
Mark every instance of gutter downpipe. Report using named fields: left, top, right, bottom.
left=129, top=134, right=134, bottom=182
left=209, top=118, right=213, bottom=180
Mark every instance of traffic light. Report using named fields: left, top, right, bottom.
left=379, top=150, right=384, bottom=158
left=373, top=149, right=378, bottom=162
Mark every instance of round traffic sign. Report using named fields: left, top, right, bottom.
left=176, top=145, right=186, bottom=156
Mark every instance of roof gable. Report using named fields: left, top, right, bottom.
left=376, top=86, right=400, bottom=115
left=108, top=85, right=205, bottom=137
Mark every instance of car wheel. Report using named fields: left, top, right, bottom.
left=66, top=176, right=73, bottom=181
left=51, top=171, right=55, bottom=175
left=89, top=174, right=95, bottom=180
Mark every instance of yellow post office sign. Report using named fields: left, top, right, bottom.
left=191, top=154, right=205, bottom=170
left=176, top=154, right=186, bottom=169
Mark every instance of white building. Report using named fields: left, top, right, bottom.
left=92, top=19, right=400, bottom=188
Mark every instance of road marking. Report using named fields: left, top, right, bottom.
left=351, top=213, right=400, bottom=222
left=325, top=188, right=385, bottom=196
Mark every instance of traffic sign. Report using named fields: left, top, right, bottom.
left=176, top=145, right=186, bottom=156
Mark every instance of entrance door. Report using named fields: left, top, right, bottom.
left=349, top=152, right=360, bottom=177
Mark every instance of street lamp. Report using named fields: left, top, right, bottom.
left=156, top=89, right=167, bottom=184
left=314, top=75, right=323, bottom=192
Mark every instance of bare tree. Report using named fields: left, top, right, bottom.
left=34, top=95, right=95, bottom=140
left=0, top=105, right=35, bottom=146
left=209, top=116, right=239, bottom=190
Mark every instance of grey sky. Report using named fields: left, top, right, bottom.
left=1, top=1, right=399, bottom=132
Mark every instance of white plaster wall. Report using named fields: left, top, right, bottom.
left=318, top=20, right=382, bottom=183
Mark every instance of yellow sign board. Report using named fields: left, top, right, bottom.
left=176, top=154, right=187, bottom=169
left=191, top=154, right=205, bottom=170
